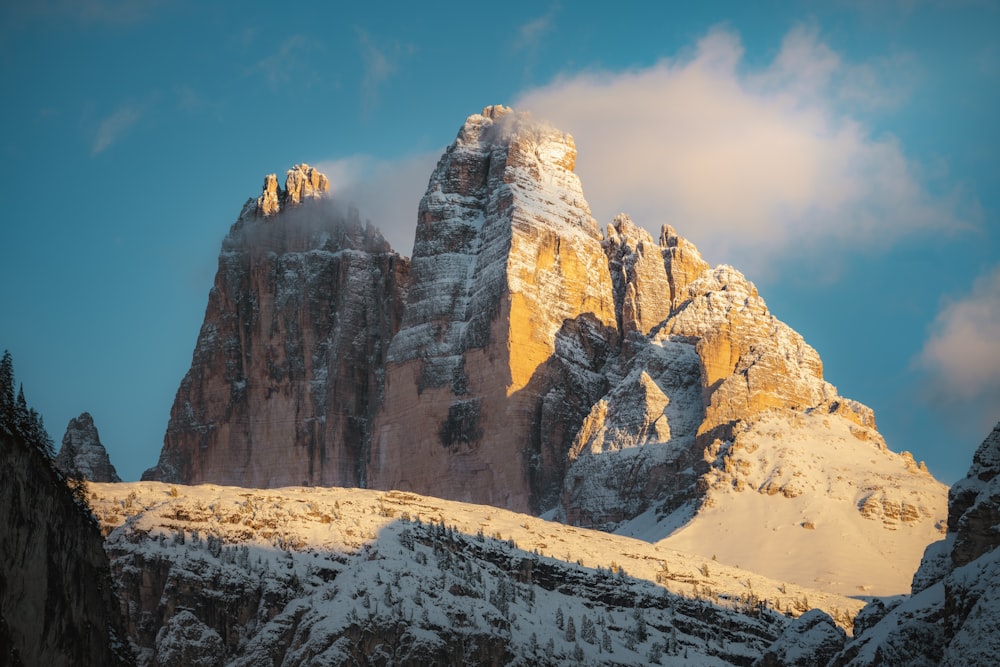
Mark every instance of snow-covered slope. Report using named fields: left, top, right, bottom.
left=637, top=410, right=947, bottom=596
left=90, top=482, right=865, bottom=666
left=828, top=421, right=1000, bottom=666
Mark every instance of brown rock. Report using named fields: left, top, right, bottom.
left=369, top=107, right=617, bottom=514
left=143, top=179, right=408, bottom=488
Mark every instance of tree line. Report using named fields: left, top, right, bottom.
left=1, top=349, right=55, bottom=457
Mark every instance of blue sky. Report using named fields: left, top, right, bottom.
left=1, top=1, right=997, bottom=484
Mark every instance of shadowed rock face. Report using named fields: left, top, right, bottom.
left=54, top=412, right=122, bottom=483
left=1, top=431, right=133, bottom=667
left=143, top=182, right=409, bottom=488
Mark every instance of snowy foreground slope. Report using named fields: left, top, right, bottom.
left=90, top=482, right=864, bottom=666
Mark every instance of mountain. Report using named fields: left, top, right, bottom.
left=54, top=412, right=122, bottom=483
left=822, top=421, right=1000, bottom=666
left=142, top=106, right=946, bottom=596
left=370, top=105, right=618, bottom=514
left=88, top=481, right=865, bottom=667
left=143, top=164, right=409, bottom=487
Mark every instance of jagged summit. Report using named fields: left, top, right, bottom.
left=145, top=106, right=946, bottom=596
left=54, top=411, right=121, bottom=483
left=254, top=163, right=329, bottom=217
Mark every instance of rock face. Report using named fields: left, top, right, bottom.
left=0, top=430, right=133, bottom=667
left=142, top=168, right=408, bottom=488
left=369, top=105, right=617, bottom=513
left=827, top=422, right=1000, bottom=666
left=54, top=412, right=122, bottom=482
left=145, top=107, right=945, bottom=595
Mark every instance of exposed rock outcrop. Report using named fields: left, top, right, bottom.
left=369, top=105, right=617, bottom=513
left=757, top=609, right=846, bottom=667
left=54, top=412, right=122, bottom=483
left=142, top=173, right=408, bottom=488
left=0, top=430, right=133, bottom=667
left=256, top=163, right=329, bottom=217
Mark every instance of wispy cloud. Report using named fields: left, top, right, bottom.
left=92, top=104, right=141, bottom=155
left=916, top=265, right=1000, bottom=401
left=357, top=28, right=402, bottom=114
left=514, top=24, right=977, bottom=278
left=316, top=151, right=441, bottom=256
left=513, top=6, right=557, bottom=52
left=252, top=35, right=324, bottom=91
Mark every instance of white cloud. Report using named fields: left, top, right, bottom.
left=513, top=24, right=974, bottom=277
left=92, top=104, right=141, bottom=155
left=917, top=265, right=1000, bottom=402
left=357, top=29, right=399, bottom=113
left=514, top=7, right=556, bottom=52
left=315, top=151, right=441, bottom=256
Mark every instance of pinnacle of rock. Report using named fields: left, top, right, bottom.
left=54, top=412, right=122, bottom=483
left=255, top=163, right=330, bottom=217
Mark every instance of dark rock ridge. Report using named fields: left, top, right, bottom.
left=0, top=430, right=133, bottom=667
left=819, top=421, right=1000, bottom=666
left=54, top=411, right=122, bottom=482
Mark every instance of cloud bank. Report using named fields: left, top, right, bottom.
left=513, top=25, right=974, bottom=276
left=917, top=265, right=1000, bottom=404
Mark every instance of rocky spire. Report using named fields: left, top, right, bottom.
left=255, top=163, right=330, bottom=217
left=54, top=412, right=122, bottom=483
left=144, top=163, right=407, bottom=488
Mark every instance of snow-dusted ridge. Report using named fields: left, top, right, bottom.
left=91, top=482, right=863, bottom=666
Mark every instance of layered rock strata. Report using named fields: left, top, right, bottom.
left=143, top=165, right=408, bottom=487
left=54, top=411, right=122, bottom=482
left=369, top=105, right=617, bottom=512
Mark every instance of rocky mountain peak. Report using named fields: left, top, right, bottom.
left=147, top=108, right=946, bottom=596
left=54, top=411, right=121, bottom=483
left=255, top=163, right=329, bottom=217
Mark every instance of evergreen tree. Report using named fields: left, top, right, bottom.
left=581, top=614, right=596, bottom=644
left=14, top=384, right=28, bottom=436
left=565, top=615, right=576, bottom=642
left=555, top=605, right=564, bottom=630
left=0, top=350, right=14, bottom=432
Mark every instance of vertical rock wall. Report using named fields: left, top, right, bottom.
left=144, top=165, right=408, bottom=488
left=369, top=106, right=617, bottom=513
left=0, top=432, right=133, bottom=667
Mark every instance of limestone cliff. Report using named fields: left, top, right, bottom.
left=142, top=165, right=408, bottom=487
left=54, top=412, right=122, bottom=483
left=369, top=105, right=617, bottom=513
